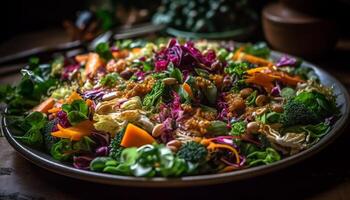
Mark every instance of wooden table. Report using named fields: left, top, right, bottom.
left=1, top=30, right=350, bottom=200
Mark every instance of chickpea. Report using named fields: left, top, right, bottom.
left=120, top=69, right=133, bottom=80
left=246, top=122, right=260, bottom=134
left=240, top=88, right=253, bottom=98
left=166, top=140, right=182, bottom=152
left=271, top=104, right=284, bottom=113
left=255, top=95, right=269, bottom=107
left=152, top=124, right=164, bottom=138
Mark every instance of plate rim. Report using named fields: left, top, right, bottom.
left=2, top=50, right=350, bottom=187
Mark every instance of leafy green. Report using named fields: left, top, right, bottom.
left=72, top=136, right=96, bottom=152
left=217, top=48, right=229, bottom=61
left=230, top=121, right=246, bottom=136
left=62, top=99, right=89, bottom=125
left=246, top=90, right=257, bottom=106
left=243, top=42, right=270, bottom=58
left=14, top=112, right=47, bottom=147
left=50, top=136, right=95, bottom=161
left=142, top=61, right=153, bottom=72
left=50, top=139, right=73, bottom=161
left=95, top=42, right=113, bottom=61
left=97, top=144, right=189, bottom=177
left=282, top=91, right=336, bottom=126
left=283, top=122, right=330, bottom=143
left=246, top=147, right=281, bottom=166
left=257, top=112, right=282, bottom=124
left=100, top=73, right=121, bottom=87
left=0, top=58, right=58, bottom=114
left=132, top=144, right=187, bottom=177
left=167, top=63, right=183, bottom=83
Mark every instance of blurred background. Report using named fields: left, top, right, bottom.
left=0, top=0, right=350, bottom=65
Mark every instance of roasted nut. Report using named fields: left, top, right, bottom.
left=271, top=104, right=284, bottom=113
left=240, top=88, right=253, bottom=98
left=232, top=98, right=246, bottom=113
left=120, top=69, right=133, bottom=80
left=162, top=77, right=178, bottom=85
left=255, top=95, right=269, bottom=106
left=102, top=91, right=118, bottom=101
left=166, top=140, right=182, bottom=152
left=152, top=124, right=164, bottom=137
left=116, top=59, right=126, bottom=72
left=246, top=122, right=260, bottom=134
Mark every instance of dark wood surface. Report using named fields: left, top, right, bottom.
left=1, top=30, right=350, bottom=200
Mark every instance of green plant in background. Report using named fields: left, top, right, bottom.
left=152, top=0, right=257, bottom=33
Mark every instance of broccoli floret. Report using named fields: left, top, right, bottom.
left=177, top=141, right=208, bottom=164
left=282, top=91, right=335, bottom=126
left=109, top=129, right=125, bottom=161
left=43, top=119, right=58, bottom=151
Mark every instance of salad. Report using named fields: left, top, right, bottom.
left=0, top=38, right=339, bottom=177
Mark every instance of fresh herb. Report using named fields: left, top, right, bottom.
left=143, top=80, right=165, bottom=110
left=14, top=112, right=47, bottom=147
left=100, top=73, right=120, bottom=87
left=167, top=63, right=183, bottom=83
left=62, top=99, right=89, bottom=125
left=246, top=90, right=257, bottom=106
left=243, top=42, right=270, bottom=58
left=230, top=121, right=246, bottom=136
left=225, top=62, right=249, bottom=78
left=257, top=112, right=282, bottom=124
left=95, top=42, right=113, bottom=61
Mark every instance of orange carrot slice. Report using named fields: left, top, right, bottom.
left=182, top=83, right=193, bottom=98
left=31, top=97, right=55, bottom=114
left=120, top=123, right=155, bottom=148
left=85, top=53, right=102, bottom=78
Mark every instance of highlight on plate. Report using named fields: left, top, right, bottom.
left=0, top=38, right=340, bottom=177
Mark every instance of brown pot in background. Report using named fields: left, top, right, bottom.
left=262, top=2, right=337, bottom=57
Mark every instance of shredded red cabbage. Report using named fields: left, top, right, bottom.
left=83, top=88, right=106, bottom=100
left=61, top=64, right=80, bottom=80
left=73, top=155, right=94, bottom=170
left=154, top=39, right=218, bottom=71
left=276, top=55, right=297, bottom=67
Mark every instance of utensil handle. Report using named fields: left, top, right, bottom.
left=0, top=40, right=83, bottom=66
